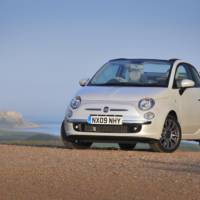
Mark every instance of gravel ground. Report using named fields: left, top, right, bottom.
left=0, top=144, right=200, bottom=200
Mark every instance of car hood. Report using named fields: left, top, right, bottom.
left=76, top=86, right=169, bottom=101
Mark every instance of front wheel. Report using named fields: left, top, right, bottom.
left=61, top=121, right=92, bottom=149
left=150, top=115, right=181, bottom=153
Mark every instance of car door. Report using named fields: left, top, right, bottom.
left=174, top=63, right=200, bottom=134
left=189, top=65, right=200, bottom=131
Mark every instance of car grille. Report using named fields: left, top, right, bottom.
left=73, top=123, right=141, bottom=133
left=85, top=108, right=128, bottom=112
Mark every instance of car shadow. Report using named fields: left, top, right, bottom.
left=0, top=141, right=199, bottom=152
left=0, top=141, right=153, bottom=151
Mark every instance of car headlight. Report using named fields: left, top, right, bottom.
left=70, top=96, right=81, bottom=109
left=138, top=98, right=155, bottom=111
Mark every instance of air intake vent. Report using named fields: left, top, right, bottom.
left=73, top=123, right=141, bottom=133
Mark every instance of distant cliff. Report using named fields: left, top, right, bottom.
left=0, top=111, right=39, bottom=129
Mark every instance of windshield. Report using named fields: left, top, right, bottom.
left=88, top=61, right=172, bottom=87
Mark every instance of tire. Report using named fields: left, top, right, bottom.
left=61, top=121, right=92, bottom=149
left=119, top=143, right=137, bottom=150
left=150, top=115, right=181, bottom=153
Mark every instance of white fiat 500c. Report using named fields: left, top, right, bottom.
left=61, top=58, right=200, bottom=152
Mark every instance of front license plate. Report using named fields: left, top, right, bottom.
left=87, top=116, right=122, bottom=125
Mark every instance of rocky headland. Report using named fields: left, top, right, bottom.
left=0, top=111, right=39, bottom=129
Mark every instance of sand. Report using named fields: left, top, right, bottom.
left=0, top=144, right=200, bottom=200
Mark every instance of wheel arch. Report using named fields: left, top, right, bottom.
left=167, top=110, right=178, bottom=121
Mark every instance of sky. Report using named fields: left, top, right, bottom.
left=0, top=0, right=200, bottom=121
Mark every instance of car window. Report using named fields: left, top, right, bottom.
left=93, top=63, right=119, bottom=84
left=190, top=66, right=200, bottom=87
left=174, top=64, right=193, bottom=88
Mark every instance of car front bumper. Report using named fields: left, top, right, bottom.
left=63, top=117, right=162, bottom=141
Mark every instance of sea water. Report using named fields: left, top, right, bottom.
left=24, top=122, right=61, bottom=136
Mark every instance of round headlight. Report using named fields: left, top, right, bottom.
left=70, top=96, right=81, bottom=109
left=138, top=98, right=155, bottom=111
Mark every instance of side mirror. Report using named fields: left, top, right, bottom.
left=79, top=79, right=89, bottom=87
left=180, top=79, right=195, bottom=88
left=179, top=79, right=195, bottom=95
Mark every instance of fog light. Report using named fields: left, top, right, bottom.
left=73, top=123, right=81, bottom=131
left=75, top=124, right=79, bottom=130
left=144, top=112, right=155, bottom=120
left=66, top=109, right=73, bottom=118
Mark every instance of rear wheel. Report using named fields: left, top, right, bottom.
left=150, top=115, right=181, bottom=153
left=119, top=143, right=137, bottom=150
left=61, top=121, right=92, bottom=149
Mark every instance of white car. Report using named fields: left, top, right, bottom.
left=61, top=58, right=200, bottom=152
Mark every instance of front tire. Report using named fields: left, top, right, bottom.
left=119, top=143, right=137, bottom=150
left=61, top=121, right=92, bottom=149
left=150, top=115, right=181, bottom=153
